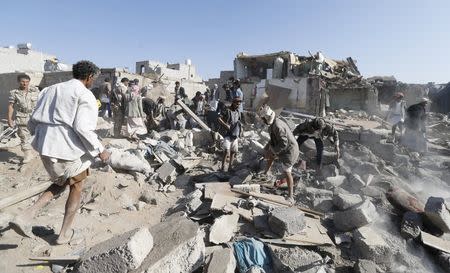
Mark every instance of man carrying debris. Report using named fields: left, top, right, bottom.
left=111, top=77, right=129, bottom=137
left=259, top=105, right=299, bottom=202
left=9, top=61, right=110, bottom=244
left=218, top=97, right=243, bottom=172
left=385, top=92, right=407, bottom=142
left=293, top=118, right=340, bottom=170
left=7, top=74, right=39, bottom=164
left=402, top=97, right=429, bottom=153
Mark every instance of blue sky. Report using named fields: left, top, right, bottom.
left=1, top=0, right=448, bottom=83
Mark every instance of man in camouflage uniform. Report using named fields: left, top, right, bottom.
left=7, top=74, right=39, bottom=163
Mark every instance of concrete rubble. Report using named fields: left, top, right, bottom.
left=75, top=227, right=153, bottom=273
left=1, top=49, right=450, bottom=273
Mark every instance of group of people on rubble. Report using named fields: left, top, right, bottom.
left=4, top=59, right=433, bottom=245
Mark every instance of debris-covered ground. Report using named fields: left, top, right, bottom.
left=1, top=110, right=450, bottom=273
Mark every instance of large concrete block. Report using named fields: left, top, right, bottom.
left=324, top=175, right=346, bottom=189
left=268, top=244, right=322, bottom=273
left=133, top=215, right=205, bottom=273
left=321, top=164, right=339, bottom=178
left=156, top=161, right=177, bottom=184
left=424, top=197, right=450, bottom=233
left=75, top=227, right=153, bottom=273
left=333, top=200, right=377, bottom=231
left=268, top=207, right=306, bottom=237
left=353, top=226, right=391, bottom=264
left=206, top=247, right=236, bottom=273
left=400, top=211, right=423, bottom=240
left=354, top=259, right=379, bottom=273
left=209, top=213, right=239, bottom=244
left=333, top=192, right=363, bottom=210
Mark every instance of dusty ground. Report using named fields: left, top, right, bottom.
left=0, top=142, right=183, bottom=273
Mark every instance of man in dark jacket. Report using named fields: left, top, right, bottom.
left=293, top=118, right=340, bottom=169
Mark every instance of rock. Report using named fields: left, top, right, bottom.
left=75, top=227, right=153, bottom=273
left=209, top=213, right=239, bottom=244
left=400, top=211, right=423, bottom=240
left=313, top=198, right=334, bottom=213
left=360, top=186, right=384, bottom=198
left=354, top=259, right=379, bottom=273
left=354, top=162, right=380, bottom=177
left=333, top=200, right=377, bottom=231
left=119, top=193, right=135, bottom=210
left=136, top=201, right=147, bottom=211
left=324, top=175, right=346, bottom=189
left=206, top=247, right=236, bottom=273
left=185, top=189, right=203, bottom=213
left=268, top=244, right=322, bottom=273
left=174, top=175, right=191, bottom=188
left=321, top=164, right=339, bottom=178
left=139, top=190, right=157, bottom=205
left=268, top=207, right=306, bottom=237
left=424, top=197, right=450, bottom=233
left=333, top=193, right=363, bottom=210
left=108, top=139, right=133, bottom=150
left=344, top=173, right=366, bottom=192
left=304, top=187, right=333, bottom=199
left=156, top=161, right=177, bottom=184
left=136, top=215, right=205, bottom=273
left=353, top=226, right=391, bottom=264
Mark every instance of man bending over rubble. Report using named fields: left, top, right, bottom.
left=9, top=60, right=110, bottom=245
left=259, top=105, right=299, bottom=202
left=293, top=118, right=340, bottom=170
left=218, top=97, right=243, bottom=172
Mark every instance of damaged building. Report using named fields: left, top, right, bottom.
left=209, top=51, right=379, bottom=116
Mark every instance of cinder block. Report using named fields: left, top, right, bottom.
left=334, top=200, right=377, bottom=231
left=424, top=197, right=450, bottom=233
left=75, top=227, right=153, bottom=273
left=268, top=207, right=305, bottom=237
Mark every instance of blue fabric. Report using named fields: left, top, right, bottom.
left=233, top=238, right=272, bottom=273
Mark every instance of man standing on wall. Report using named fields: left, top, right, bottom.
left=9, top=60, right=110, bottom=245
left=7, top=74, right=40, bottom=164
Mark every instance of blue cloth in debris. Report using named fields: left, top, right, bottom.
left=233, top=238, right=272, bottom=273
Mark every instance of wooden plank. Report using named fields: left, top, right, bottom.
left=176, top=100, right=211, bottom=132
left=29, top=256, right=80, bottom=262
left=230, top=189, right=324, bottom=217
left=0, top=181, right=52, bottom=210
left=421, top=231, right=450, bottom=254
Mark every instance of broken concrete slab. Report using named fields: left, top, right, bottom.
left=344, top=173, right=366, bottom=192
left=203, top=182, right=232, bottom=200
left=424, top=197, right=450, bottom=233
left=108, top=138, right=134, bottom=150
left=132, top=215, right=205, bottom=273
left=333, top=192, right=363, bottom=210
left=321, top=164, right=339, bottom=178
left=304, top=187, right=333, bottom=200
left=209, top=213, right=239, bottom=244
left=206, top=247, right=236, bottom=273
left=268, top=207, right=306, bottom=237
left=333, top=200, right=377, bottom=231
left=324, top=175, right=346, bottom=189
left=353, top=226, right=391, bottom=264
left=75, top=227, right=153, bottom=273
left=174, top=175, right=191, bottom=188
left=268, top=244, right=322, bottom=273
left=313, top=197, right=334, bottom=213
left=354, top=259, right=379, bottom=273
left=156, top=161, right=177, bottom=184
left=400, top=211, right=423, bottom=240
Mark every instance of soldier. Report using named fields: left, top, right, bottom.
left=7, top=74, right=39, bottom=163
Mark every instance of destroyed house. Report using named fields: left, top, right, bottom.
left=233, top=51, right=378, bottom=116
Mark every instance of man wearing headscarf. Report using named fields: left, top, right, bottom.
left=259, top=105, right=299, bottom=202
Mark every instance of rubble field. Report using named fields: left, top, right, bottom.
left=0, top=109, right=450, bottom=273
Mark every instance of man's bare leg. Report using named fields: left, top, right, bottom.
left=228, top=152, right=235, bottom=172
left=56, top=180, right=84, bottom=244
left=286, top=171, right=294, bottom=200
left=9, top=184, right=65, bottom=237
left=221, top=150, right=230, bottom=171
